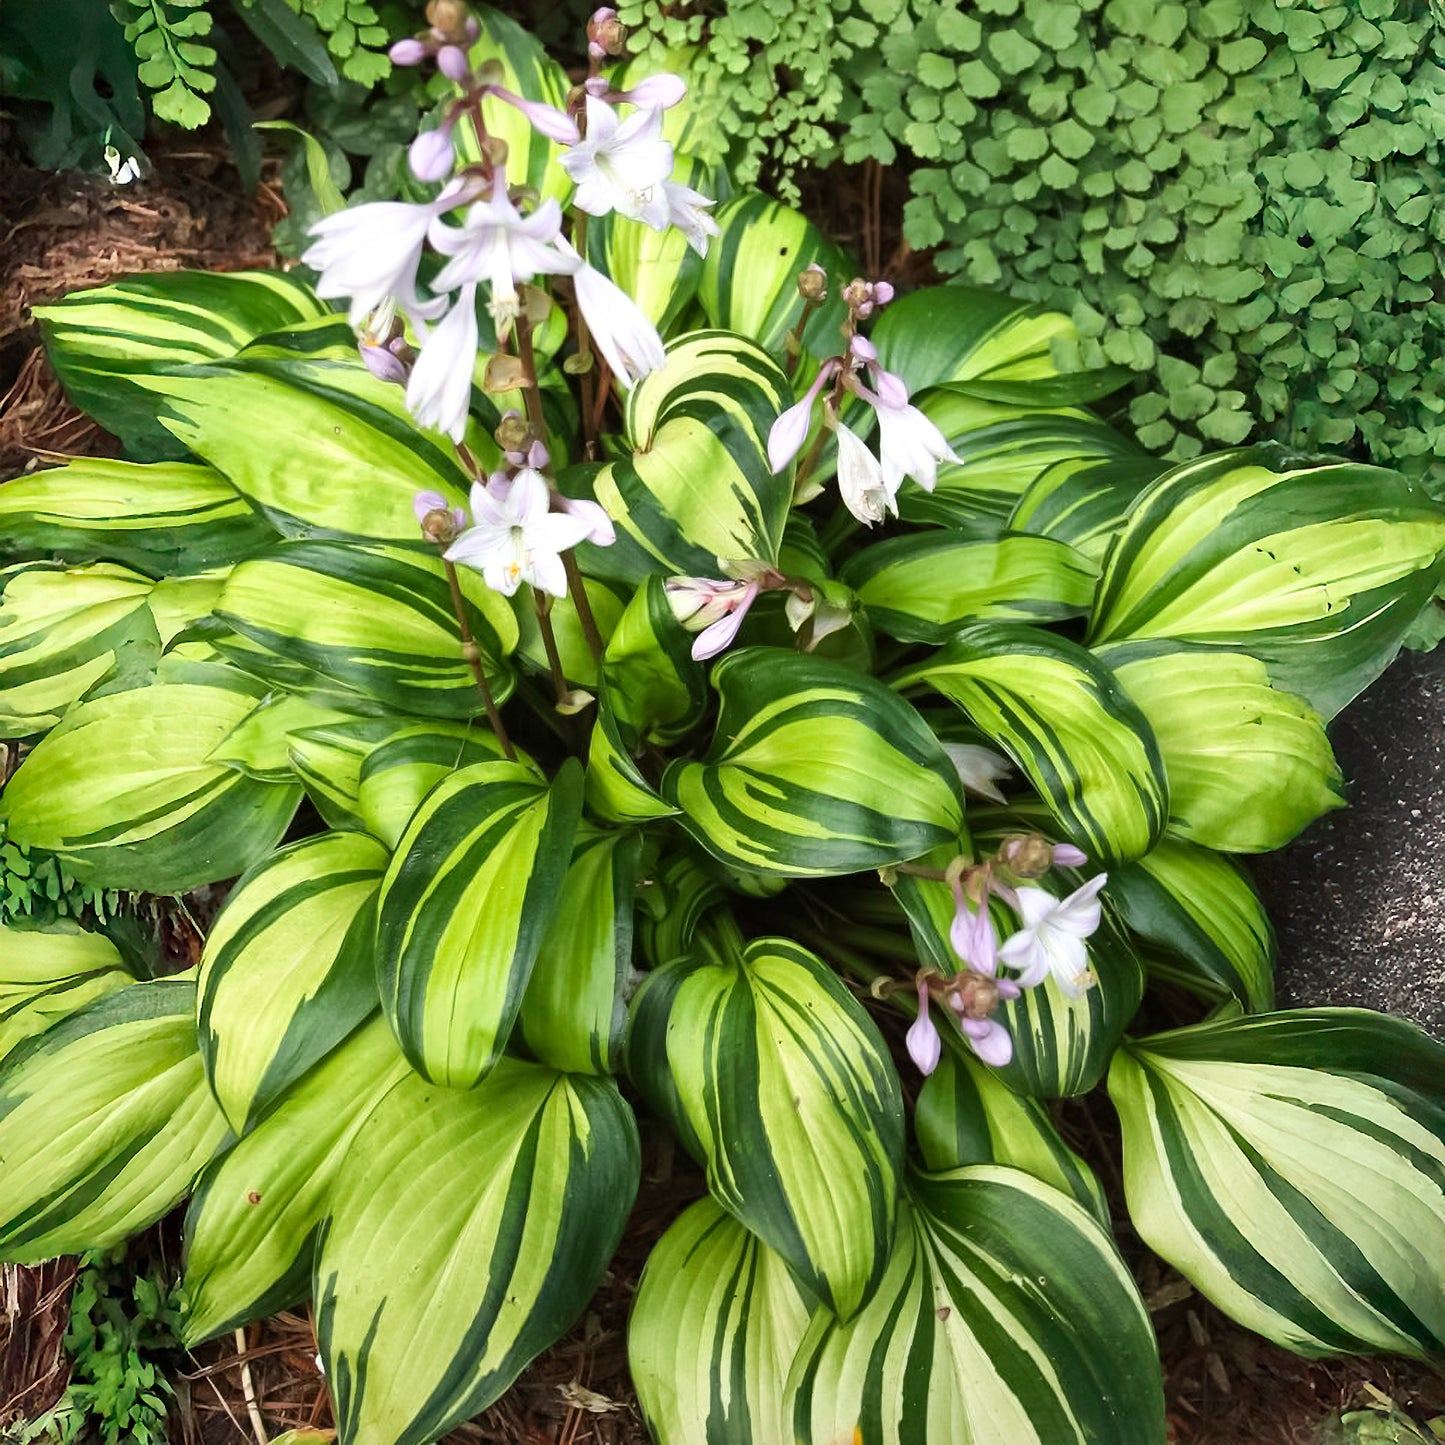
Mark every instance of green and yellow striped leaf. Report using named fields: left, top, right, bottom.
left=629, top=1197, right=811, bottom=1445
left=0, top=922, right=131, bottom=1064
left=698, top=193, right=852, bottom=363
left=198, top=832, right=389, bottom=1133
left=639, top=935, right=905, bottom=1319
left=182, top=1016, right=410, bottom=1344
left=375, top=758, right=583, bottom=1087
left=457, top=6, right=571, bottom=204
left=587, top=154, right=715, bottom=330
left=840, top=529, right=1096, bottom=643
left=1109, top=1011, right=1445, bottom=1359
left=1109, top=839, right=1275, bottom=1011
left=632, top=852, right=727, bottom=975
left=0, top=564, right=160, bottom=737
left=1088, top=450, right=1445, bottom=719
left=663, top=648, right=963, bottom=878
left=214, top=540, right=518, bottom=720
left=35, top=269, right=329, bottom=459
left=993, top=909, right=1146, bottom=1098
left=129, top=356, right=473, bottom=540
left=871, top=285, right=1130, bottom=406
left=895, top=394, right=1146, bottom=529
left=902, top=623, right=1167, bottom=865
left=518, top=826, right=642, bottom=1075
left=601, top=575, right=708, bottom=746
left=588, top=332, right=794, bottom=582
left=914, top=1048, right=1108, bottom=1224
left=207, top=693, right=353, bottom=784
left=0, top=680, right=302, bottom=894
left=0, top=458, right=276, bottom=576
left=315, top=1060, right=639, bottom=1445
left=285, top=716, right=419, bottom=832
left=1102, top=644, right=1343, bottom=852
left=1009, top=455, right=1167, bottom=560
left=784, top=1166, right=1167, bottom=1445
left=584, top=690, right=680, bottom=824
left=355, top=723, right=526, bottom=849
left=0, top=977, right=229, bottom=1263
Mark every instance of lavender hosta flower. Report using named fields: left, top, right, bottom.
left=998, top=874, right=1109, bottom=996
left=558, top=495, right=616, bottom=546
left=767, top=360, right=839, bottom=473
left=906, top=976, right=942, bottom=1077
left=405, top=282, right=479, bottom=441
left=560, top=95, right=674, bottom=229
left=409, top=126, right=456, bottom=183
left=1053, top=842, right=1088, bottom=868
left=558, top=238, right=666, bottom=386
left=665, top=576, right=760, bottom=660
left=942, top=743, right=1012, bottom=805
left=949, top=881, right=998, bottom=975
left=958, top=1015, right=1013, bottom=1067
left=489, top=88, right=581, bottom=144
left=833, top=420, right=897, bottom=526
left=445, top=468, right=592, bottom=598
left=429, top=190, right=575, bottom=334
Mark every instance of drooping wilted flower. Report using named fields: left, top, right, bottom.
left=833, top=419, right=897, bottom=526
left=559, top=237, right=666, bottom=386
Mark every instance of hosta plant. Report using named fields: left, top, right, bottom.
left=5, top=7, right=1445, bottom=1444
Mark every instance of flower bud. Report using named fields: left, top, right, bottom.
left=361, top=342, right=409, bottom=386
left=797, top=263, right=828, bottom=301
left=587, top=6, right=626, bottom=56
left=872, top=280, right=895, bottom=306
left=495, top=412, right=531, bottom=453
left=841, top=277, right=871, bottom=311
left=409, top=128, right=455, bottom=182
left=999, top=833, right=1055, bottom=879
left=413, top=490, right=466, bottom=544
left=484, top=353, right=528, bottom=392
left=389, top=37, right=429, bottom=66
left=426, top=0, right=472, bottom=43
left=947, top=970, right=1001, bottom=1020
left=435, top=43, right=470, bottom=83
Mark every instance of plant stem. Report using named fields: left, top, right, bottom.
left=442, top=558, right=516, bottom=760
left=533, top=590, right=570, bottom=706
left=571, top=212, right=599, bottom=456
left=513, top=323, right=550, bottom=442
left=791, top=425, right=831, bottom=502
left=561, top=552, right=606, bottom=663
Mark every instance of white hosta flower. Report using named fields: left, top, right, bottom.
left=560, top=95, right=673, bottom=229
left=406, top=282, right=478, bottom=441
left=875, top=397, right=960, bottom=493
left=304, top=188, right=461, bottom=327
left=942, top=743, right=1012, bottom=804
left=429, top=190, right=575, bottom=333
left=998, top=875, right=1108, bottom=997
left=833, top=421, right=897, bottom=526
left=558, top=238, right=666, bottom=386
left=445, top=468, right=593, bottom=598
left=662, top=180, right=719, bottom=256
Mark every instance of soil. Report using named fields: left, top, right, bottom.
left=5, top=132, right=1445, bottom=1445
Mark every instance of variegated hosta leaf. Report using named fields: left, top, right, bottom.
left=207, top=693, right=353, bottom=784
left=632, top=852, right=727, bottom=975
left=902, top=622, right=1167, bottom=865
left=457, top=7, right=571, bottom=204
left=0, top=977, right=229, bottom=1263
left=587, top=154, right=714, bottom=330
left=375, top=758, right=583, bottom=1087
left=129, top=356, right=473, bottom=540
left=0, top=679, right=302, bottom=894
left=584, top=689, right=680, bottom=824
left=1009, top=455, right=1167, bottom=560
left=182, top=1017, right=410, bottom=1344
left=915, top=1047, right=1108, bottom=1224
left=1109, top=839, right=1275, bottom=1011
left=663, top=647, right=963, bottom=878
left=785, top=1167, right=1167, bottom=1445
left=587, top=332, right=794, bottom=582
left=840, top=529, right=1097, bottom=642
left=198, top=832, right=389, bottom=1133
left=629, top=1198, right=811, bottom=1445
left=0, top=922, right=131, bottom=1064
left=601, top=575, right=708, bottom=746
left=355, top=723, right=526, bottom=850
left=518, top=826, right=642, bottom=1075
left=992, top=909, right=1146, bottom=1098
left=1101, top=644, right=1343, bottom=852
left=871, top=285, right=1131, bottom=406
left=896, top=393, right=1146, bottom=529
left=1088, top=450, right=1445, bottom=719
left=1110, top=1011, right=1445, bottom=1359
left=637, top=936, right=905, bottom=1319
left=509, top=573, right=626, bottom=689
left=286, top=716, right=425, bottom=832
left=316, top=1061, right=640, bottom=1445
left=35, top=269, right=329, bottom=459
left=698, top=193, right=852, bottom=364
left=0, top=564, right=161, bottom=737
left=0, top=457, right=276, bottom=576
left=214, top=540, right=518, bottom=719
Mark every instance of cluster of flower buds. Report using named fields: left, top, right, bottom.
left=894, top=831, right=1108, bottom=1075
left=768, top=269, right=960, bottom=526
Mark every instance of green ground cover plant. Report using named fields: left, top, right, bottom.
left=3, top=7, right=1445, bottom=1444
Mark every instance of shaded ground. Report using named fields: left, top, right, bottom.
left=4, top=134, right=1445, bottom=1445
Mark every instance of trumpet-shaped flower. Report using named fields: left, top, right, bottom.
left=942, top=743, right=1012, bottom=804
left=662, top=180, right=719, bottom=255
left=445, top=468, right=592, bottom=598
left=406, top=283, right=478, bottom=441
left=906, top=975, right=942, bottom=1076
left=560, top=95, right=674, bottom=229
left=664, top=576, right=760, bottom=660
left=998, top=875, right=1108, bottom=997
left=834, top=421, right=897, bottom=525
left=874, top=395, right=960, bottom=493
left=559, top=237, right=666, bottom=386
